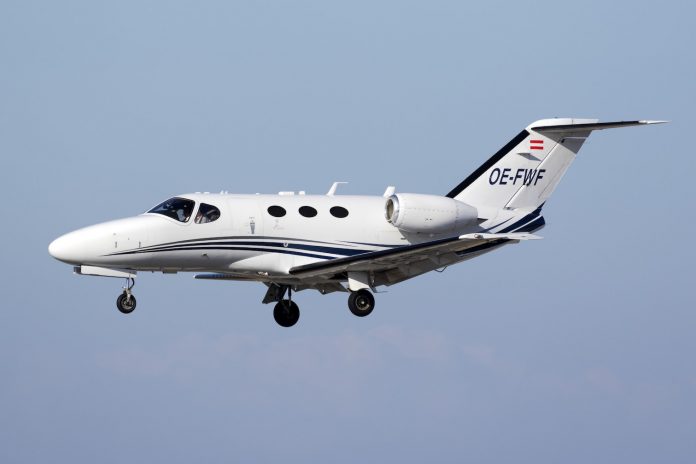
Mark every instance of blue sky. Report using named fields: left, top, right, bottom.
left=1, top=1, right=694, bottom=462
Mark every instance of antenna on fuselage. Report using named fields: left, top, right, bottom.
left=327, top=182, right=348, bottom=196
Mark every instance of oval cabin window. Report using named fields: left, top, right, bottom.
left=330, top=206, right=349, bottom=218
left=299, top=206, right=318, bottom=218
left=267, top=205, right=286, bottom=217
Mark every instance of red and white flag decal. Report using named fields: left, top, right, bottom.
left=529, top=139, right=544, bottom=150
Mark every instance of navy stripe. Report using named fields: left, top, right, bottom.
left=455, top=239, right=510, bottom=257
left=344, top=241, right=400, bottom=248
left=446, top=129, right=530, bottom=198
left=498, top=204, right=544, bottom=233
left=512, top=216, right=546, bottom=233
left=239, top=241, right=368, bottom=256
left=109, top=246, right=332, bottom=260
left=134, top=235, right=365, bottom=252
left=498, top=214, right=537, bottom=233
left=481, top=216, right=513, bottom=232
left=499, top=213, right=538, bottom=233
left=109, top=240, right=369, bottom=257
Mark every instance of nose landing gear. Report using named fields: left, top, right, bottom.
left=116, top=277, right=137, bottom=314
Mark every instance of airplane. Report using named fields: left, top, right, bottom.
left=48, top=118, right=664, bottom=327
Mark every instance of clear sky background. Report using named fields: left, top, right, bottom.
left=1, top=1, right=694, bottom=462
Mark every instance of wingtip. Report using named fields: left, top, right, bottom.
left=640, top=120, right=669, bottom=125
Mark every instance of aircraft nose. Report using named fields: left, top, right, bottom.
left=48, top=232, right=84, bottom=264
left=49, top=216, right=155, bottom=266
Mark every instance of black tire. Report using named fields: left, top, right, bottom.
left=273, top=300, right=300, bottom=327
left=348, top=289, right=375, bottom=317
left=116, top=292, right=136, bottom=314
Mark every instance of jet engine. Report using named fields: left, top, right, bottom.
left=384, top=193, right=478, bottom=234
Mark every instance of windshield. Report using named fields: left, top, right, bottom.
left=148, top=197, right=195, bottom=223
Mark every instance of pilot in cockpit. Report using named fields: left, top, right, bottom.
left=195, top=209, right=208, bottom=224
left=195, top=203, right=221, bottom=224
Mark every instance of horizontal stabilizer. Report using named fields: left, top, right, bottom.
left=531, top=120, right=667, bottom=133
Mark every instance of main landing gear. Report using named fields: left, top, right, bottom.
left=273, top=299, right=300, bottom=327
left=348, top=289, right=375, bottom=317
left=265, top=285, right=377, bottom=327
left=273, top=287, right=300, bottom=327
left=116, top=277, right=137, bottom=314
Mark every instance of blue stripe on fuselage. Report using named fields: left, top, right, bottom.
left=106, top=237, right=390, bottom=259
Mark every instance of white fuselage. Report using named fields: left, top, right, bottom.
left=48, top=193, right=485, bottom=283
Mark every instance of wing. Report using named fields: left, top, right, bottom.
left=288, top=232, right=541, bottom=280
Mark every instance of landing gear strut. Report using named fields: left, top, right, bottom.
left=273, top=287, right=300, bottom=327
left=348, top=289, right=375, bottom=317
left=116, top=277, right=136, bottom=314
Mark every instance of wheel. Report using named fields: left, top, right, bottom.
left=348, top=289, right=375, bottom=317
left=273, top=300, right=300, bottom=327
left=116, top=292, right=136, bottom=314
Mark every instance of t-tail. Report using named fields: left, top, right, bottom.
left=447, top=118, right=666, bottom=228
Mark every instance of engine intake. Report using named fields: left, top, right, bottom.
left=385, top=193, right=478, bottom=234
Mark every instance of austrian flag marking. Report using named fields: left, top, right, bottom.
left=530, top=139, right=544, bottom=150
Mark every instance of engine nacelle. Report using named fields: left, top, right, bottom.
left=384, top=193, right=478, bottom=234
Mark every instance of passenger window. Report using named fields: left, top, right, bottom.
left=148, top=197, right=195, bottom=223
left=330, top=206, right=349, bottom=218
left=299, top=206, right=317, bottom=218
left=268, top=205, right=286, bottom=217
left=195, top=203, right=221, bottom=224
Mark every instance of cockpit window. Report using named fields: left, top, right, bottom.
left=195, top=203, right=221, bottom=224
left=148, top=197, right=195, bottom=223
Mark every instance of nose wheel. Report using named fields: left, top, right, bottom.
left=117, top=292, right=136, bottom=313
left=348, top=289, right=375, bottom=317
left=116, top=278, right=137, bottom=314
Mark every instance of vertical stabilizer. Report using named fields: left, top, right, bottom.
left=447, top=119, right=664, bottom=213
